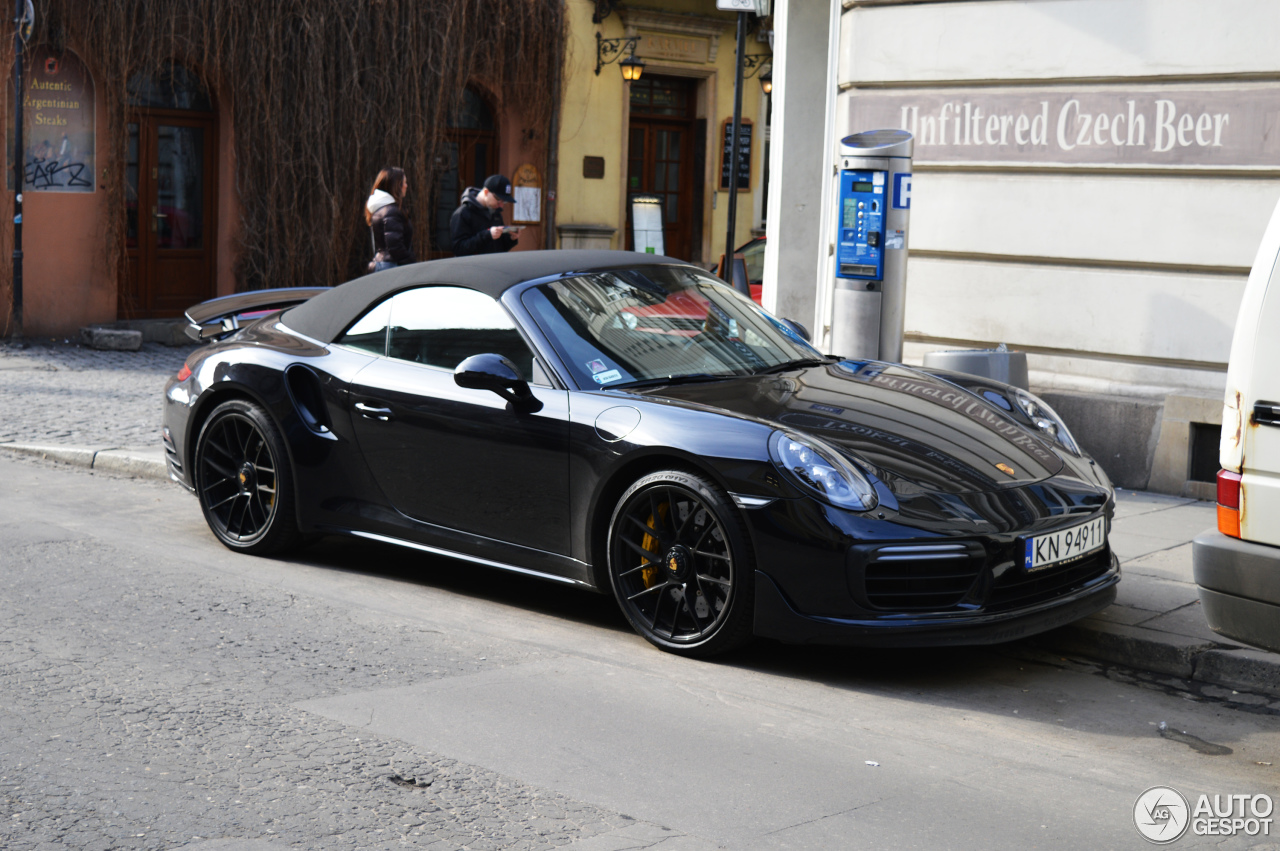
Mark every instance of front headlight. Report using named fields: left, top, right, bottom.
left=769, top=431, right=878, bottom=511
left=1013, top=389, right=1080, bottom=455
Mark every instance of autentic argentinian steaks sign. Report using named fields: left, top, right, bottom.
left=846, top=86, right=1280, bottom=167
left=5, top=47, right=96, bottom=192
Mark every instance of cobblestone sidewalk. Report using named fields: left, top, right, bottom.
left=0, top=339, right=195, bottom=447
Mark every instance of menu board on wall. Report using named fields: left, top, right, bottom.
left=718, top=118, right=753, bottom=191
left=631, top=194, right=664, bottom=255
left=6, top=47, right=96, bottom=192
left=512, top=162, right=541, bottom=224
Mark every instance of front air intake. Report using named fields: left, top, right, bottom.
left=851, top=541, right=987, bottom=611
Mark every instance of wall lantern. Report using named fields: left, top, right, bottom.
left=759, top=70, right=773, bottom=95
left=596, top=32, right=645, bottom=79
left=619, top=54, right=646, bottom=81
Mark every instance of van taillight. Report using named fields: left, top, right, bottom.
left=1217, top=469, right=1242, bottom=538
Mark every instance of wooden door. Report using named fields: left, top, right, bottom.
left=431, top=132, right=497, bottom=258
left=626, top=76, right=697, bottom=262
left=124, top=114, right=217, bottom=317
left=431, top=88, right=498, bottom=257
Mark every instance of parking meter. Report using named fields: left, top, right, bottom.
left=830, top=129, right=913, bottom=361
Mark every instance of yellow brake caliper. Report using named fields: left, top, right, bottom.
left=640, top=501, right=669, bottom=589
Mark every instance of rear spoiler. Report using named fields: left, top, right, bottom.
left=184, top=287, right=330, bottom=342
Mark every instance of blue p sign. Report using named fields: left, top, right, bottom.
left=893, top=173, right=912, bottom=209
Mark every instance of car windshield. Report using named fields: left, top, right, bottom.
left=521, top=265, right=822, bottom=389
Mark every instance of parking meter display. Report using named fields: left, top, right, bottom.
left=836, top=169, right=885, bottom=280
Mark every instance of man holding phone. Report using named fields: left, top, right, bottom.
left=450, top=174, right=522, bottom=256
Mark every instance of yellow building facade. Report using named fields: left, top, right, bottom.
left=554, top=1, right=771, bottom=267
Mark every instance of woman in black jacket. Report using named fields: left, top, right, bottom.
left=365, top=167, right=415, bottom=271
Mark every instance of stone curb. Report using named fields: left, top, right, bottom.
left=0, top=442, right=169, bottom=481
left=1192, top=648, right=1280, bottom=697
left=1039, top=617, right=1280, bottom=699
left=93, top=447, right=169, bottom=479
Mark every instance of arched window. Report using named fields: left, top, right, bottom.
left=432, top=87, right=499, bottom=257
left=126, top=64, right=212, bottom=111
left=452, top=87, right=496, bottom=132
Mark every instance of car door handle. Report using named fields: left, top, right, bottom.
left=354, top=402, right=393, bottom=422
left=1254, top=401, right=1280, bottom=427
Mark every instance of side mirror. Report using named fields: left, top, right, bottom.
left=454, top=353, right=541, bottom=411
left=780, top=318, right=811, bottom=342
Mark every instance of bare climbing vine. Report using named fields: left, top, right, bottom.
left=0, top=0, right=564, bottom=327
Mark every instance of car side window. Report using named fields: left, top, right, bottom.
left=382, top=286, right=536, bottom=381
left=338, top=297, right=393, bottom=355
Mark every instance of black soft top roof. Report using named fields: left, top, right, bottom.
left=282, top=249, right=686, bottom=344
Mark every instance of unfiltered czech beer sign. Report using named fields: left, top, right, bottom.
left=6, top=47, right=96, bottom=192
left=848, top=86, right=1280, bottom=168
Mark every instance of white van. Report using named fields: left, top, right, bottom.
left=1192, top=197, right=1280, bottom=653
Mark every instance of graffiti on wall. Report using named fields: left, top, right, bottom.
left=6, top=47, right=96, bottom=193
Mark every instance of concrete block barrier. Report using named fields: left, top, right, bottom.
left=80, top=326, right=144, bottom=351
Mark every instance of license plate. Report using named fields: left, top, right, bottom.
left=1023, top=516, right=1108, bottom=571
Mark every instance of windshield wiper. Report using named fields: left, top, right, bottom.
left=753, top=357, right=832, bottom=375
left=608, top=373, right=740, bottom=390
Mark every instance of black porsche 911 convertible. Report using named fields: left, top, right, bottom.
left=163, top=250, right=1119, bottom=656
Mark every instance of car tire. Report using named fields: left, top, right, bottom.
left=607, top=469, right=755, bottom=657
left=194, top=398, right=301, bottom=555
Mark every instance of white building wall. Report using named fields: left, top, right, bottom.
left=762, top=0, right=839, bottom=331
left=840, top=0, right=1280, bottom=83
left=836, top=0, right=1280, bottom=397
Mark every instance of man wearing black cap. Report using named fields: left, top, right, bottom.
left=450, top=174, right=520, bottom=256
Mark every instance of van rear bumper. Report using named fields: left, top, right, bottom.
left=1192, top=529, right=1280, bottom=653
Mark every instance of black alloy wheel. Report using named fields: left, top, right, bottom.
left=607, top=470, right=754, bottom=656
left=194, top=398, right=300, bottom=555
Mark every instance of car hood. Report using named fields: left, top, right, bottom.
left=632, top=360, right=1066, bottom=495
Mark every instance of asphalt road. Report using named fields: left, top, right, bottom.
left=2, top=453, right=1277, bottom=851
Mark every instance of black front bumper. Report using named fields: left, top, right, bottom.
left=752, top=553, right=1120, bottom=647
